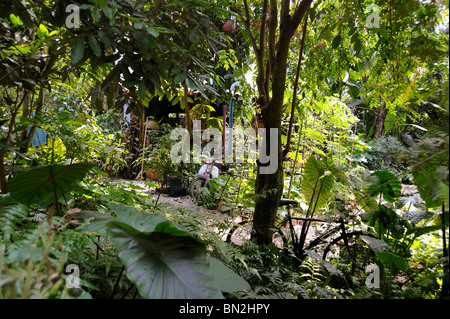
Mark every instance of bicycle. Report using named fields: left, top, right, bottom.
left=189, top=161, right=231, bottom=207
left=226, top=198, right=376, bottom=271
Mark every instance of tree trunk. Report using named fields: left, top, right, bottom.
left=253, top=119, right=284, bottom=244
left=20, top=87, right=44, bottom=153
left=0, top=153, right=7, bottom=194
left=0, top=98, right=22, bottom=194
left=250, top=0, right=312, bottom=245
left=373, top=102, right=386, bottom=139
left=183, top=84, right=192, bottom=135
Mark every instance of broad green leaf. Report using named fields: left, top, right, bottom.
left=134, top=21, right=146, bottom=30
left=332, top=35, right=341, bottom=49
left=365, top=170, right=402, bottom=203
left=106, top=221, right=224, bottom=299
left=9, top=13, right=20, bottom=26
left=108, top=202, right=174, bottom=234
left=361, top=235, right=391, bottom=252
left=355, top=192, right=378, bottom=211
left=438, top=180, right=449, bottom=207
left=7, top=164, right=95, bottom=205
left=384, top=109, right=397, bottom=134
left=71, top=36, right=86, bottom=64
left=89, top=34, right=102, bottom=57
left=138, top=81, right=146, bottom=100
left=319, top=25, right=332, bottom=41
left=303, top=155, right=322, bottom=183
left=326, top=157, right=348, bottom=183
left=351, top=33, right=362, bottom=55
left=209, top=257, right=250, bottom=293
left=10, top=1, right=33, bottom=27
left=91, top=6, right=101, bottom=22
left=40, top=137, right=67, bottom=160
left=375, top=251, right=409, bottom=272
left=301, top=155, right=335, bottom=212
left=146, top=26, right=160, bottom=38
left=101, top=61, right=123, bottom=90
left=36, top=24, right=48, bottom=39
left=97, top=30, right=112, bottom=51
left=100, top=5, right=115, bottom=24
left=173, top=73, right=187, bottom=85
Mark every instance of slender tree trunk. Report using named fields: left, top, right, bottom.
left=20, top=87, right=44, bottom=153
left=0, top=97, right=23, bottom=193
left=183, top=84, right=192, bottom=135
left=373, top=102, right=386, bottom=139
left=0, top=153, right=7, bottom=194
left=283, top=14, right=308, bottom=158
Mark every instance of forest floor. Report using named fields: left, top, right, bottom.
left=115, top=179, right=419, bottom=247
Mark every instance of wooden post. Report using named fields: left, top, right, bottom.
left=136, top=118, right=148, bottom=180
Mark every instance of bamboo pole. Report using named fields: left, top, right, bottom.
left=136, top=118, right=148, bottom=181
left=287, top=117, right=303, bottom=199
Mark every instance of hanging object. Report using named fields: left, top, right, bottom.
left=222, top=104, right=226, bottom=158
left=227, top=98, right=235, bottom=159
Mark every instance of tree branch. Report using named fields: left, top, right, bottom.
left=242, top=0, right=268, bottom=103
left=242, top=0, right=260, bottom=55
left=290, top=0, right=313, bottom=36
left=268, top=0, right=278, bottom=65
left=283, top=10, right=309, bottom=158
left=259, top=0, right=269, bottom=58
left=265, top=0, right=278, bottom=95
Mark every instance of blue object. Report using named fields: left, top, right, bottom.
left=28, top=127, right=47, bottom=147
left=227, top=98, right=235, bottom=157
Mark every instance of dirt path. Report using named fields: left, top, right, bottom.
left=115, top=179, right=250, bottom=244
left=115, top=179, right=420, bottom=248
left=119, top=179, right=210, bottom=212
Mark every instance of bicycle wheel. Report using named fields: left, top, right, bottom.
left=274, top=217, right=294, bottom=249
left=189, top=177, right=206, bottom=204
left=226, top=221, right=252, bottom=245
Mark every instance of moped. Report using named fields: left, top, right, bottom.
left=189, top=161, right=229, bottom=205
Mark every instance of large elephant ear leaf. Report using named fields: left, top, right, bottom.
left=108, top=202, right=207, bottom=243
left=364, top=170, right=402, bottom=203
left=108, top=202, right=172, bottom=233
left=106, top=221, right=224, bottom=299
left=7, top=163, right=95, bottom=205
left=208, top=257, right=250, bottom=293
left=301, top=155, right=335, bottom=212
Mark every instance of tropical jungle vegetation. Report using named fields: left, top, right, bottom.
left=0, top=0, right=448, bottom=300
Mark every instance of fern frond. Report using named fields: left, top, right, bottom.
left=0, top=204, right=30, bottom=242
